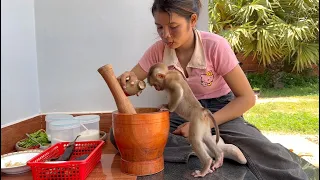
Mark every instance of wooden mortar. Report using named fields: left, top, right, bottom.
left=98, top=64, right=169, bottom=176
left=112, top=108, right=169, bottom=176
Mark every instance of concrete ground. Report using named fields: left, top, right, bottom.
left=263, top=132, right=319, bottom=167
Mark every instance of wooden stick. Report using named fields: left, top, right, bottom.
left=98, top=64, right=137, bottom=114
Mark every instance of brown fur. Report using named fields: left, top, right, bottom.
left=148, top=63, right=224, bottom=177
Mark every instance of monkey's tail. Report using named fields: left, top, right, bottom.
left=204, top=109, right=220, bottom=144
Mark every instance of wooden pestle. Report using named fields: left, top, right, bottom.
left=98, top=64, right=137, bottom=114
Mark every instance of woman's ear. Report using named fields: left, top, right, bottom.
left=190, top=14, right=198, bottom=28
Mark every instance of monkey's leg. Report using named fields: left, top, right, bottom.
left=220, top=144, right=247, bottom=164
left=203, top=133, right=224, bottom=171
left=212, top=135, right=247, bottom=164
left=190, top=138, right=214, bottom=178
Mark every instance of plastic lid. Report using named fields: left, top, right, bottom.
left=49, top=119, right=80, bottom=130
left=74, top=115, right=100, bottom=124
left=45, top=114, right=74, bottom=122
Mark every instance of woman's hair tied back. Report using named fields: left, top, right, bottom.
left=152, top=0, right=202, bottom=19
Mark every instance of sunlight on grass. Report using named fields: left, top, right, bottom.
left=244, top=96, right=319, bottom=135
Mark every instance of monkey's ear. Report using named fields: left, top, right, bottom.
left=156, top=73, right=165, bottom=79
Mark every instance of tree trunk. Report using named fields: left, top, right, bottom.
left=266, top=60, right=285, bottom=89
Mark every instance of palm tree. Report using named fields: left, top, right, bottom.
left=208, top=0, right=319, bottom=73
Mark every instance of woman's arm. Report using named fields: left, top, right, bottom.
left=210, top=64, right=256, bottom=127
left=131, top=63, right=148, bottom=81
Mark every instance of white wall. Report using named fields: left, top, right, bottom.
left=1, top=0, right=209, bottom=126
left=197, top=0, right=209, bottom=31
left=35, top=0, right=209, bottom=113
left=1, top=0, right=41, bottom=126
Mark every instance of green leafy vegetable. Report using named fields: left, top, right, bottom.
left=18, top=130, right=50, bottom=148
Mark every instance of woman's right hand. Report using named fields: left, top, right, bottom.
left=117, top=71, right=138, bottom=91
left=117, top=64, right=148, bottom=96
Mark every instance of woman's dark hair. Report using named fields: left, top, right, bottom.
left=151, top=0, right=202, bottom=20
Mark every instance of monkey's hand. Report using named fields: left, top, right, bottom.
left=159, top=104, right=169, bottom=111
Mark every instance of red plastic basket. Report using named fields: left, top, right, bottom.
left=27, top=140, right=105, bottom=180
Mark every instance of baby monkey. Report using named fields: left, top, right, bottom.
left=147, top=63, right=224, bottom=177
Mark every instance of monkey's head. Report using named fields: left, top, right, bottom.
left=147, top=63, right=168, bottom=91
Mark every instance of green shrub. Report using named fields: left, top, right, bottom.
left=281, top=73, right=319, bottom=88
left=209, top=0, right=319, bottom=72
left=246, top=72, right=272, bottom=88
left=260, top=84, right=319, bottom=97
left=247, top=72, right=319, bottom=89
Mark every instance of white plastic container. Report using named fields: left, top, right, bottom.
left=49, top=119, right=80, bottom=146
left=74, top=115, right=100, bottom=141
left=45, top=114, right=74, bottom=141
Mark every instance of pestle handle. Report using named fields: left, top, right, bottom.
left=98, top=64, right=137, bottom=114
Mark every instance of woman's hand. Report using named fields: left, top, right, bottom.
left=117, top=71, right=141, bottom=96
left=116, top=64, right=148, bottom=96
left=172, top=122, right=190, bottom=138
left=117, top=71, right=138, bottom=89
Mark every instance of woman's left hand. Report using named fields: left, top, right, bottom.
left=172, top=122, right=190, bottom=138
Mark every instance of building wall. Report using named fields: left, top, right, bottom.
left=34, top=0, right=210, bottom=113
left=1, top=0, right=41, bottom=126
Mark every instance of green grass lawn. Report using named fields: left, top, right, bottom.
left=244, top=85, right=319, bottom=135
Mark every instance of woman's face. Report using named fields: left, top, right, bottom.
left=153, top=11, right=196, bottom=49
